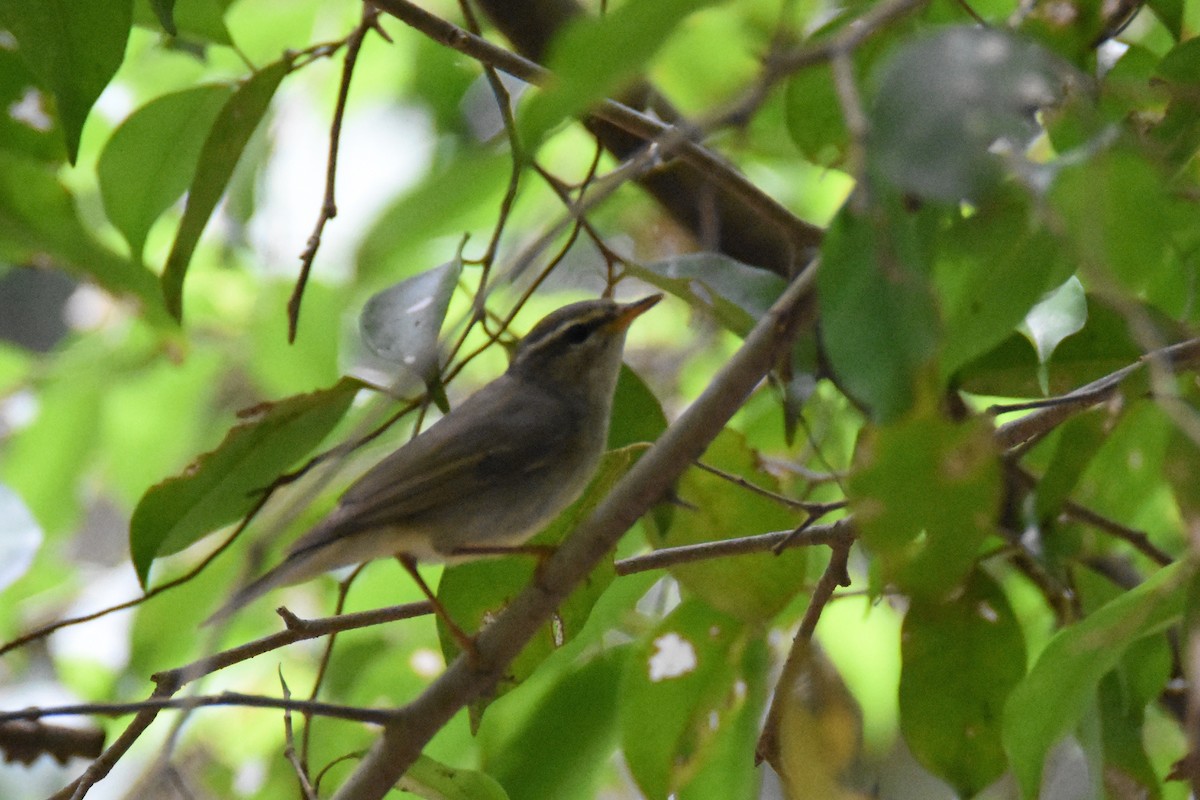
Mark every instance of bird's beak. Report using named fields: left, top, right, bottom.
left=610, top=293, right=663, bottom=332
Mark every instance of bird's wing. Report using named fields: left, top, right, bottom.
left=289, top=377, right=573, bottom=552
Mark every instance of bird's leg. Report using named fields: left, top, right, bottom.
left=395, top=554, right=479, bottom=661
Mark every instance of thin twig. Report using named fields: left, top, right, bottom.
left=993, top=337, right=1200, bottom=450
left=3, top=694, right=393, bottom=727
left=302, top=565, right=367, bottom=767
left=43, top=602, right=431, bottom=800
left=0, top=490, right=273, bottom=659
left=614, top=519, right=854, bottom=575
left=289, top=4, right=381, bottom=342
left=693, top=460, right=824, bottom=510
left=281, top=672, right=319, bottom=800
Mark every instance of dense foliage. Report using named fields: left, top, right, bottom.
left=1, top=0, right=1199, bottom=798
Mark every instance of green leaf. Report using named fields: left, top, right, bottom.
left=132, top=0, right=234, bottom=44
left=785, top=63, right=847, bottom=167
left=643, top=430, right=807, bottom=621
left=0, top=151, right=163, bottom=315
left=1147, top=0, right=1183, bottom=39
left=437, top=447, right=640, bottom=718
left=129, top=377, right=363, bottom=586
left=619, top=599, right=746, bottom=800
left=626, top=252, right=786, bottom=338
left=849, top=411, right=1001, bottom=600
left=519, top=0, right=719, bottom=144
left=956, top=295, right=1178, bottom=398
left=98, top=84, right=235, bottom=261
left=935, top=196, right=1072, bottom=378
left=678, top=636, right=769, bottom=800
left=161, top=59, right=289, bottom=321
left=1032, top=412, right=1107, bottom=523
left=0, top=355, right=104, bottom=535
left=869, top=27, right=1066, bottom=202
left=1020, top=276, right=1087, bottom=365
left=817, top=201, right=939, bottom=422
left=485, top=647, right=626, bottom=800
left=608, top=365, right=667, bottom=450
left=148, top=0, right=177, bottom=34
left=0, top=0, right=133, bottom=163
left=1002, top=560, right=1194, bottom=799
left=398, top=754, right=511, bottom=800
left=900, top=568, right=1026, bottom=796
left=1050, top=149, right=1172, bottom=294
left=359, top=257, right=463, bottom=404
left=0, top=48, right=64, bottom=162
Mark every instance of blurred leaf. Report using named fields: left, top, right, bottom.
left=250, top=281, right=345, bottom=397
left=627, top=252, right=785, bottom=338
left=1151, top=40, right=1200, bottom=169
left=619, top=599, right=746, bottom=800
left=161, top=58, right=289, bottom=321
left=398, top=754, right=511, bottom=800
left=0, top=151, right=164, bottom=315
left=360, top=257, right=462, bottom=405
left=0, top=0, right=132, bottom=163
left=644, top=430, right=807, bottom=621
left=609, top=364, right=667, bottom=449
left=957, top=294, right=1167, bottom=397
left=0, top=483, right=42, bottom=592
left=1050, top=150, right=1172, bottom=294
left=1002, top=560, right=1192, bottom=799
left=1072, top=401, right=1170, bottom=527
left=900, top=568, right=1026, bottom=796
left=486, top=647, right=625, bottom=800
left=1164, top=425, right=1200, bottom=528
left=818, top=200, right=939, bottom=421
left=678, top=635, right=768, bottom=800
left=147, top=0, right=176, bottom=34
left=0, top=356, right=104, bottom=534
left=519, top=0, right=719, bottom=143
left=1097, top=671, right=1162, bottom=798
left=99, top=84, right=234, bottom=261
left=869, top=26, right=1065, bottom=202
left=1020, top=276, right=1087, bottom=365
left=0, top=49, right=64, bottom=162
left=849, top=410, right=1001, bottom=600
left=936, top=196, right=1072, bottom=378
left=357, top=150, right=511, bottom=280
left=1033, top=411, right=1107, bottom=523
left=759, top=641, right=868, bottom=800
left=132, top=0, right=233, bottom=44
left=1148, top=0, right=1182, bottom=39
left=437, top=447, right=639, bottom=719
left=129, top=377, right=363, bottom=586
left=785, top=63, right=847, bottom=167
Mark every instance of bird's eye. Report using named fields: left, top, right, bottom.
left=562, top=323, right=591, bottom=344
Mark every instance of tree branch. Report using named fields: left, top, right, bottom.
left=992, top=336, right=1200, bottom=449
left=370, top=0, right=822, bottom=275
left=614, top=519, right=854, bottom=575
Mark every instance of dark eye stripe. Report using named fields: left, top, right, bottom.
left=562, top=323, right=591, bottom=344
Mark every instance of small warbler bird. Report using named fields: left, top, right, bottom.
left=206, top=294, right=661, bottom=626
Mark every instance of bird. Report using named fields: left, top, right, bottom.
left=205, top=294, right=662, bottom=632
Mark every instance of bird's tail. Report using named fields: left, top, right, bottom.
left=201, top=545, right=330, bottom=627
